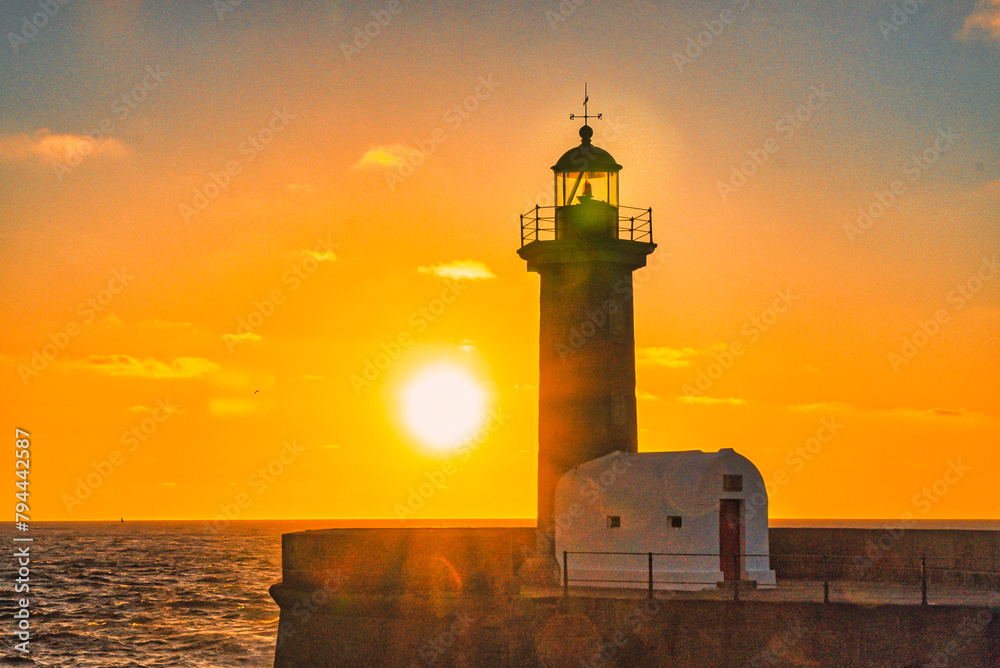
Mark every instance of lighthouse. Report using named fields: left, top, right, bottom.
left=518, top=93, right=655, bottom=555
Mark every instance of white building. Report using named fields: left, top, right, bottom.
left=554, top=448, right=777, bottom=590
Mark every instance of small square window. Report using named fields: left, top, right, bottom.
left=606, top=515, right=621, bottom=529
left=723, top=474, right=743, bottom=492
left=667, top=516, right=682, bottom=529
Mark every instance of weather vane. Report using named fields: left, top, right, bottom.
left=569, top=83, right=602, bottom=126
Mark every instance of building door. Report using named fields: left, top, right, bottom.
left=719, top=499, right=742, bottom=580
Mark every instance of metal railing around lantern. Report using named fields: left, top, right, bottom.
left=519, top=205, right=653, bottom=247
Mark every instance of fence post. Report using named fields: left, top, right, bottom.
left=648, top=552, right=654, bottom=600
left=563, top=550, right=568, bottom=598
left=921, top=555, right=928, bottom=606
left=823, top=555, right=830, bottom=604
left=535, top=205, right=540, bottom=240
left=733, top=553, right=740, bottom=602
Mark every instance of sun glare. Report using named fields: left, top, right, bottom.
left=401, top=363, right=488, bottom=450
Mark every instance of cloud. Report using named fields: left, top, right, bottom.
left=305, top=249, right=337, bottom=262
left=892, top=406, right=982, bottom=420
left=302, top=373, right=324, bottom=381
left=128, top=405, right=151, bottom=413
left=789, top=402, right=986, bottom=421
left=956, top=0, right=1000, bottom=41
left=636, top=390, right=658, bottom=400
left=926, top=407, right=966, bottom=417
left=222, top=332, right=262, bottom=347
left=352, top=144, right=410, bottom=170
left=788, top=401, right=853, bottom=413
left=137, top=319, right=198, bottom=332
left=0, top=129, right=130, bottom=165
left=636, top=346, right=702, bottom=368
left=678, top=396, right=746, bottom=406
left=417, top=260, right=496, bottom=280
left=71, top=355, right=219, bottom=379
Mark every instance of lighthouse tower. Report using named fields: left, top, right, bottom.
left=518, top=95, right=656, bottom=555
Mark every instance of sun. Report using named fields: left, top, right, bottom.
left=401, top=363, right=488, bottom=450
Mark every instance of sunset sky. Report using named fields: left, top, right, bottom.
left=1, top=0, right=998, bottom=522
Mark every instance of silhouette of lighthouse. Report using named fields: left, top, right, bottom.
left=518, top=90, right=656, bottom=555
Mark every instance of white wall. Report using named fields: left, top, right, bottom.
left=554, top=449, right=776, bottom=590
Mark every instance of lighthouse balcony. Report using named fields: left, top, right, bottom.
left=520, top=204, right=652, bottom=247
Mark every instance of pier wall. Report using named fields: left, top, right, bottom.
left=770, top=528, right=1000, bottom=586
left=271, top=527, right=1000, bottom=667
left=279, top=527, right=536, bottom=594
left=270, top=590, right=1000, bottom=667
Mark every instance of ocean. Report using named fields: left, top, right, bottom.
left=5, top=519, right=997, bottom=667
left=2, top=521, right=338, bottom=668
left=2, top=519, right=535, bottom=667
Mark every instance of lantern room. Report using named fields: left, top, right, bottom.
left=552, top=124, right=623, bottom=240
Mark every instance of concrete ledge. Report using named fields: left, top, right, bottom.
left=281, top=527, right=535, bottom=595
left=771, top=528, right=1000, bottom=586
left=271, top=588, right=1000, bottom=667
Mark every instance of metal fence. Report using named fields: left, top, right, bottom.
left=561, top=550, right=1000, bottom=605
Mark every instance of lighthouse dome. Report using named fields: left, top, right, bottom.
left=551, top=125, right=622, bottom=174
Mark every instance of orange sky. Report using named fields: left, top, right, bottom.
left=1, top=0, right=998, bottom=522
